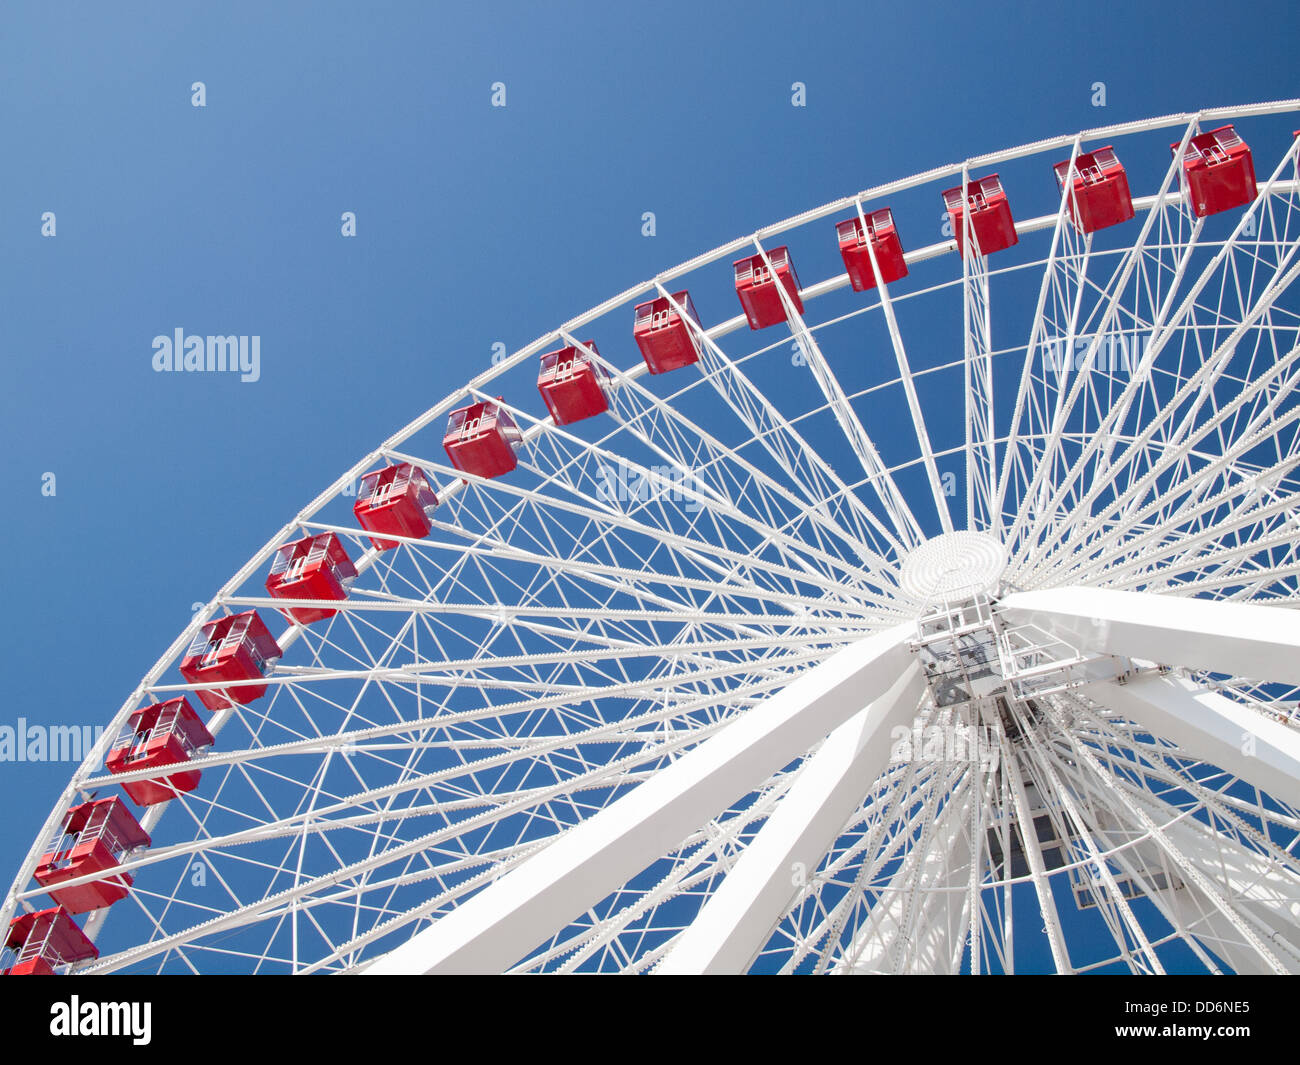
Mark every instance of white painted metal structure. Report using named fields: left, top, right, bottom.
left=5, top=103, right=1300, bottom=974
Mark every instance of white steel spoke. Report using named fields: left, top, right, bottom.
left=751, top=239, right=924, bottom=549
left=961, top=168, right=997, bottom=533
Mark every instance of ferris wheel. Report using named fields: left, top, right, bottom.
left=5, top=102, right=1300, bottom=976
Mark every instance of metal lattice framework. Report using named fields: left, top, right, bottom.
left=5, top=102, right=1300, bottom=975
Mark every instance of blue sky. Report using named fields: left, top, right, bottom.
left=1, top=1, right=1297, bottom=968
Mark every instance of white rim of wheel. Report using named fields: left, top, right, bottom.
left=6, top=100, right=1300, bottom=975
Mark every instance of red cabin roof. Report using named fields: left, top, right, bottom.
left=836, top=209, right=908, bottom=292
left=3, top=907, right=98, bottom=976
left=354, top=464, right=439, bottom=551
left=633, top=291, right=701, bottom=375
left=733, top=245, right=803, bottom=329
left=1053, top=146, right=1135, bottom=235
left=179, top=611, right=282, bottom=710
left=35, top=797, right=150, bottom=914
left=537, top=341, right=612, bottom=426
left=1172, top=125, right=1256, bottom=218
left=106, top=696, right=214, bottom=806
left=443, top=400, right=523, bottom=480
left=266, top=532, right=357, bottom=625
left=942, top=174, right=1018, bottom=258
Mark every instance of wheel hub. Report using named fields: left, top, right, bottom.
left=899, top=531, right=1007, bottom=606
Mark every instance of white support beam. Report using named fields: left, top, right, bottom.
left=1078, top=775, right=1300, bottom=974
left=1086, top=673, right=1300, bottom=808
left=655, top=665, right=926, bottom=974
left=364, top=624, right=914, bottom=974
left=998, top=586, right=1300, bottom=687
left=1036, top=696, right=1286, bottom=973
left=835, top=772, right=973, bottom=974
left=1002, top=750, right=1072, bottom=973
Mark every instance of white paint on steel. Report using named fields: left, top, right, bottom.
left=364, top=625, right=913, bottom=974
